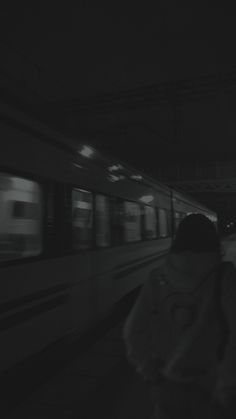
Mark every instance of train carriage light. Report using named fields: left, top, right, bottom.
left=73, top=163, right=83, bottom=169
left=108, top=174, right=120, bottom=182
left=108, top=164, right=123, bottom=171
left=139, top=195, right=154, bottom=204
left=79, top=145, right=94, bottom=158
left=131, top=174, right=143, bottom=181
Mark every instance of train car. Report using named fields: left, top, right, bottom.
left=0, top=101, right=217, bottom=374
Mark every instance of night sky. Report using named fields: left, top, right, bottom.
left=2, top=5, right=236, bottom=97
left=1, top=4, right=236, bottom=171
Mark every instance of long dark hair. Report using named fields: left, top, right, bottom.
left=171, top=213, right=221, bottom=255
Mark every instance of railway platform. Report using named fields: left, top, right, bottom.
left=5, top=320, right=153, bottom=419
left=4, top=234, right=236, bottom=419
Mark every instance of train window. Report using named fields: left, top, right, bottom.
left=12, top=201, right=40, bottom=219
left=174, top=212, right=181, bottom=232
left=166, top=210, right=172, bottom=236
left=123, top=201, right=141, bottom=242
left=111, top=198, right=124, bottom=246
left=72, top=188, right=93, bottom=250
left=144, top=206, right=157, bottom=239
left=95, top=195, right=110, bottom=247
left=0, top=173, right=42, bottom=261
left=155, top=208, right=160, bottom=237
left=159, top=208, right=168, bottom=237
left=180, top=212, right=186, bottom=222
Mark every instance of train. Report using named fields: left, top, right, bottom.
left=0, top=101, right=217, bottom=374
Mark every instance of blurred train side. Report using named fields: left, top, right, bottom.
left=0, top=103, right=217, bottom=373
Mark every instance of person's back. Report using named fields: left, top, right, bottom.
left=123, top=214, right=236, bottom=418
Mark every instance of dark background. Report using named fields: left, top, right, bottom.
left=1, top=4, right=236, bottom=230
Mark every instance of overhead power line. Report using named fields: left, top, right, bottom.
left=50, top=69, right=236, bottom=113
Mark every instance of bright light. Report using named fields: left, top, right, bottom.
left=75, top=187, right=91, bottom=194
left=108, top=164, right=123, bottom=171
left=139, top=195, right=154, bottom=204
left=107, top=174, right=120, bottom=182
left=131, top=174, right=143, bottom=181
left=79, top=145, right=94, bottom=158
left=73, top=163, right=83, bottom=169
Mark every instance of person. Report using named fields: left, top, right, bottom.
left=123, top=214, right=236, bottom=418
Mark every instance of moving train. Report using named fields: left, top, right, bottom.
left=0, top=101, right=217, bottom=374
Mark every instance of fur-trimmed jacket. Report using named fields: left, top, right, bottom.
left=123, top=251, right=236, bottom=398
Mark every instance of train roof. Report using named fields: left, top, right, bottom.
left=0, top=100, right=216, bottom=216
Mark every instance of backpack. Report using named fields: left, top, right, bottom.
left=149, top=261, right=230, bottom=381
